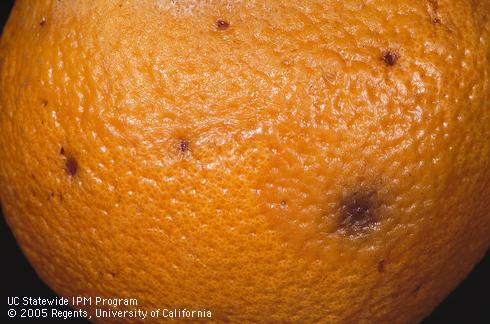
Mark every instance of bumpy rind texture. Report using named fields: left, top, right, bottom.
left=1, top=1, right=490, bottom=323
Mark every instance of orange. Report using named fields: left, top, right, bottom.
left=1, top=0, right=489, bottom=323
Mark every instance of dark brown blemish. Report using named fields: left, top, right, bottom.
left=41, top=99, right=48, bottom=107
left=60, top=146, right=65, bottom=155
left=382, top=50, right=398, bottom=66
left=48, top=192, right=54, bottom=200
left=65, top=156, right=78, bottom=176
left=179, top=139, right=190, bottom=153
left=428, top=0, right=441, bottom=24
left=413, top=283, right=423, bottom=293
left=378, top=260, right=385, bottom=273
left=280, top=200, right=287, bottom=208
left=339, top=189, right=378, bottom=234
left=110, top=272, right=117, bottom=278
left=39, top=17, right=46, bottom=27
left=216, top=19, right=230, bottom=31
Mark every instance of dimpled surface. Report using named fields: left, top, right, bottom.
left=1, top=0, right=490, bottom=323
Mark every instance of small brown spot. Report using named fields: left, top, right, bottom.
left=65, top=156, right=78, bottom=176
left=413, top=283, right=423, bottom=293
left=428, top=0, right=441, bottom=24
left=60, top=146, right=65, bottom=155
left=48, top=192, right=54, bottom=200
left=378, top=260, right=385, bottom=273
left=382, top=51, right=398, bottom=66
left=39, top=17, right=46, bottom=26
left=216, top=19, right=230, bottom=31
left=280, top=200, right=287, bottom=207
left=339, top=189, right=378, bottom=234
left=110, top=272, right=117, bottom=278
left=41, top=99, right=48, bottom=107
left=179, top=139, right=190, bottom=153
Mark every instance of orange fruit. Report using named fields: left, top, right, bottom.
left=1, top=1, right=489, bottom=323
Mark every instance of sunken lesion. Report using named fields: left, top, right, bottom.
left=337, top=188, right=379, bottom=235
left=65, top=156, right=78, bottom=176
left=413, top=283, right=423, bottom=294
left=60, top=146, right=78, bottom=176
left=216, top=19, right=230, bottom=31
left=381, top=50, right=399, bottom=66
left=428, top=0, right=441, bottom=24
left=179, top=139, right=190, bottom=154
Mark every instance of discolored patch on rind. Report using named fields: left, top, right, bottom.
left=60, top=146, right=78, bottom=176
left=65, top=156, right=78, bottom=176
left=216, top=19, right=230, bottom=31
left=381, top=50, right=398, bottom=66
left=413, top=283, right=423, bottom=294
left=428, top=0, right=441, bottom=24
left=338, top=188, right=379, bottom=235
left=179, top=139, right=190, bottom=153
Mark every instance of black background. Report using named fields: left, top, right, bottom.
left=1, top=1, right=488, bottom=323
